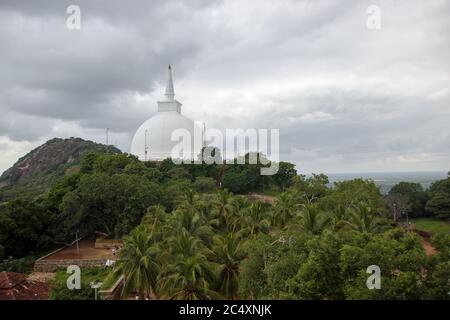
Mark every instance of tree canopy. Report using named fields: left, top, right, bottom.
left=1, top=150, right=449, bottom=300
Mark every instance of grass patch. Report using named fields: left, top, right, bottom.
left=50, top=268, right=112, bottom=300
left=101, top=272, right=121, bottom=291
left=411, top=218, right=450, bottom=234
left=53, top=267, right=110, bottom=284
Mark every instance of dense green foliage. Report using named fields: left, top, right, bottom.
left=240, top=228, right=449, bottom=299
left=49, top=268, right=109, bottom=300
left=0, top=200, right=55, bottom=258
left=0, top=151, right=294, bottom=259
left=1, top=144, right=449, bottom=300
left=0, top=138, right=121, bottom=202
left=387, top=182, right=429, bottom=217
left=107, top=178, right=449, bottom=300
left=385, top=174, right=450, bottom=221
left=0, top=256, right=35, bottom=273
left=426, top=176, right=450, bottom=219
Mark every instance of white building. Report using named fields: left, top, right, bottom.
left=130, top=65, right=202, bottom=161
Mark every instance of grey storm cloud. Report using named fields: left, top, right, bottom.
left=0, top=0, right=449, bottom=174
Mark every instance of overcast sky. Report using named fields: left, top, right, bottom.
left=0, top=0, right=449, bottom=174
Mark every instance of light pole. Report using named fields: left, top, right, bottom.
left=405, top=210, right=410, bottom=230
left=75, top=230, right=80, bottom=257
left=144, top=129, right=148, bottom=161
left=90, top=281, right=103, bottom=301
left=202, top=122, right=206, bottom=148
left=393, top=202, right=397, bottom=224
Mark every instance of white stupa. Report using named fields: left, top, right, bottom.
left=130, top=65, right=202, bottom=161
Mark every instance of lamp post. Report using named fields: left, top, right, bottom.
left=90, top=281, right=103, bottom=301
left=405, top=210, right=410, bottom=230
left=75, top=230, right=80, bottom=257
left=393, top=202, right=397, bottom=224
left=144, top=129, right=149, bottom=161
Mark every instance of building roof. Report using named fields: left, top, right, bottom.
left=0, top=271, right=50, bottom=300
left=0, top=271, right=26, bottom=289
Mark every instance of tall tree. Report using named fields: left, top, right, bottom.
left=291, top=174, right=329, bottom=204
left=111, top=226, right=160, bottom=299
left=213, top=189, right=234, bottom=230
left=209, top=233, right=246, bottom=299
left=242, top=202, right=270, bottom=236
left=343, top=204, right=380, bottom=233
left=159, top=254, right=219, bottom=300
left=272, top=162, right=297, bottom=191
left=388, top=182, right=428, bottom=217
left=297, top=205, right=329, bottom=235
left=272, top=192, right=296, bottom=227
left=426, top=177, right=450, bottom=219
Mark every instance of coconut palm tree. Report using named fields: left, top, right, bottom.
left=141, top=204, right=167, bottom=229
left=177, top=188, right=201, bottom=215
left=166, top=210, right=212, bottom=246
left=242, top=202, right=270, bottom=236
left=272, top=192, right=296, bottom=227
left=158, top=254, right=220, bottom=300
left=213, top=189, right=234, bottom=230
left=343, top=204, right=380, bottom=233
left=170, top=230, right=205, bottom=258
left=298, top=205, right=329, bottom=235
left=208, top=233, right=246, bottom=299
left=197, top=193, right=217, bottom=222
left=111, top=226, right=160, bottom=299
left=328, top=204, right=349, bottom=231
left=227, top=196, right=251, bottom=233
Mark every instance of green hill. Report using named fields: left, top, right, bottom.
left=0, top=137, right=121, bottom=202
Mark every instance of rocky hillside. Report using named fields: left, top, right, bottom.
left=0, top=137, right=121, bottom=201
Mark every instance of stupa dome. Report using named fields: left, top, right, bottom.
left=130, top=65, right=202, bottom=161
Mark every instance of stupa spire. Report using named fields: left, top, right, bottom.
left=165, top=64, right=175, bottom=101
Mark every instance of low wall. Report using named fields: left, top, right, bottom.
left=99, top=275, right=124, bottom=300
left=94, top=240, right=123, bottom=249
left=33, top=259, right=108, bottom=272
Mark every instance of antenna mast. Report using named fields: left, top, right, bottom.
left=202, top=122, right=206, bottom=148
left=144, top=129, right=148, bottom=161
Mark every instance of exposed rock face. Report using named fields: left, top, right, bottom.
left=0, top=137, right=121, bottom=193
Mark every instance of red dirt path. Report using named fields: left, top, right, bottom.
left=422, top=238, right=437, bottom=256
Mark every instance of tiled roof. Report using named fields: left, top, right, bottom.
left=0, top=272, right=26, bottom=289
left=0, top=272, right=50, bottom=300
